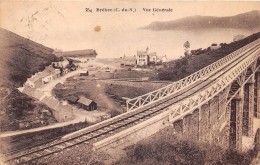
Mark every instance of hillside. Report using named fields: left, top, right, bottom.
left=141, top=10, right=260, bottom=30
left=157, top=31, right=260, bottom=81
left=0, top=28, right=59, bottom=131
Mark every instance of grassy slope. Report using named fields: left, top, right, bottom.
left=114, top=127, right=257, bottom=165
left=158, top=31, right=260, bottom=81
left=0, top=28, right=59, bottom=131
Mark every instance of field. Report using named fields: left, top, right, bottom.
left=53, top=74, right=168, bottom=116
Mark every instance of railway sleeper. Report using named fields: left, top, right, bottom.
left=44, top=149, right=53, bottom=153
left=102, top=127, right=113, bottom=131
left=96, top=129, right=108, bottom=134
left=20, top=156, right=31, bottom=162
left=55, top=145, right=66, bottom=149
left=83, top=135, right=93, bottom=139
left=37, top=149, right=54, bottom=155
left=90, top=132, right=100, bottom=137
left=75, top=138, right=83, bottom=142
left=50, top=146, right=61, bottom=152
left=33, top=153, right=42, bottom=157
left=65, top=142, right=74, bottom=146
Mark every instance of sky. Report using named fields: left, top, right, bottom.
left=0, top=0, right=260, bottom=56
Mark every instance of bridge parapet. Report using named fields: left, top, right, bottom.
left=169, top=49, right=260, bottom=124
left=126, top=39, right=260, bottom=111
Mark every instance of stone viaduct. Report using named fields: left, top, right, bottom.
left=93, top=39, right=260, bottom=154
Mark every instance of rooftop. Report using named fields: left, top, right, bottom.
left=78, top=96, right=95, bottom=106
left=67, top=96, right=79, bottom=103
left=148, top=52, right=157, bottom=56
left=137, top=50, right=148, bottom=56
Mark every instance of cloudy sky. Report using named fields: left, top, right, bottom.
left=0, top=0, right=259, bottom=57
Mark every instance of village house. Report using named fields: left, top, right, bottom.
left=41, top=66, right=61, bottom=84
left=52, top=59, right=69, bottom=69
left=42, top=75, right=53, bottom=84
left=233, top=35, right=245, bottom=42
left=210, top=43, right=221, bottom=50
left=148, top=52, right=157, bottom=64
left=67, top=96, right=79, bottom=104
left=136, top=50, right=149, bottom=66
left=157, top=55, right=168, bottom=63
left=63, top=68, right=70, bottom=74
left=122, top=47, right=167, bottom=67
left=80, top=70, right=89, bottom=76
left=77, top=96, right=97, bottom=111
left=54, top=69, right=61, bottom=78
left=52, top=61, right=62, bottom=68
left=24, top=73, right=43, bottom=88
left=122, top=55, right=137, bottom=66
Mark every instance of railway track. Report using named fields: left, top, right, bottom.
left=2, top=44, right=260, bottom=164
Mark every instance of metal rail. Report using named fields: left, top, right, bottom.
left=169, top=48, right=260, bottom=122
left=4, top=42, right=260, bottom=165
left=127, top=39, right=260, bottom=111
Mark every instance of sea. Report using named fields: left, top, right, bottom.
left=43, top=28, right=259, bottom=60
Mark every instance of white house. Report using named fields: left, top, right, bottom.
left=24, top=73, right=43, bottom=88
left=136, top=50, right=149, bottom=66
left=148, top=52, right=157, bottom=64
left=157, top=55, right=168, bottom=63
left=42, top=75, right=53, bottom=84
left=233, top=35, right=245, bottom=42
left=210, top=43, right=221, bottom=50
left=52, top=59, right=69, bottom=68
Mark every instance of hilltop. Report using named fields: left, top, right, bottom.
left=0, top=28, right=59, bottom=131
left=0, top=28, right=58, bottom=87
left=141, top=10, right=260, bottom=31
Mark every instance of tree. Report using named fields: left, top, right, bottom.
left=183, top=41, right=191, bottom=58
left=183, top=41, right=190, bottom=49
left=59, top=56, right=64, bottom=61
left=66, top=59, right=76, bottom=71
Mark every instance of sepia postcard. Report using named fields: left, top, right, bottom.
left=0, top=0, right=260, bottom=164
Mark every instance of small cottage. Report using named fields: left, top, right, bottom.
left=25, top=74, right=43, bottom=88
left=210, top=43, right=221, bottom=50
left=157, top=55, right=168, bottom=63
left=122, top=55, right=137, bottom=66
left=42, top=75, right=53, bottom=84
left=148, top=52, right=157, bottom=64
left=80, top=70, right=89, bottom=76
left=52, top=60, right=69, bottom=68
left=67, top=96, right=79, bottom=104
left=77, top=97, right=97, bottom=111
